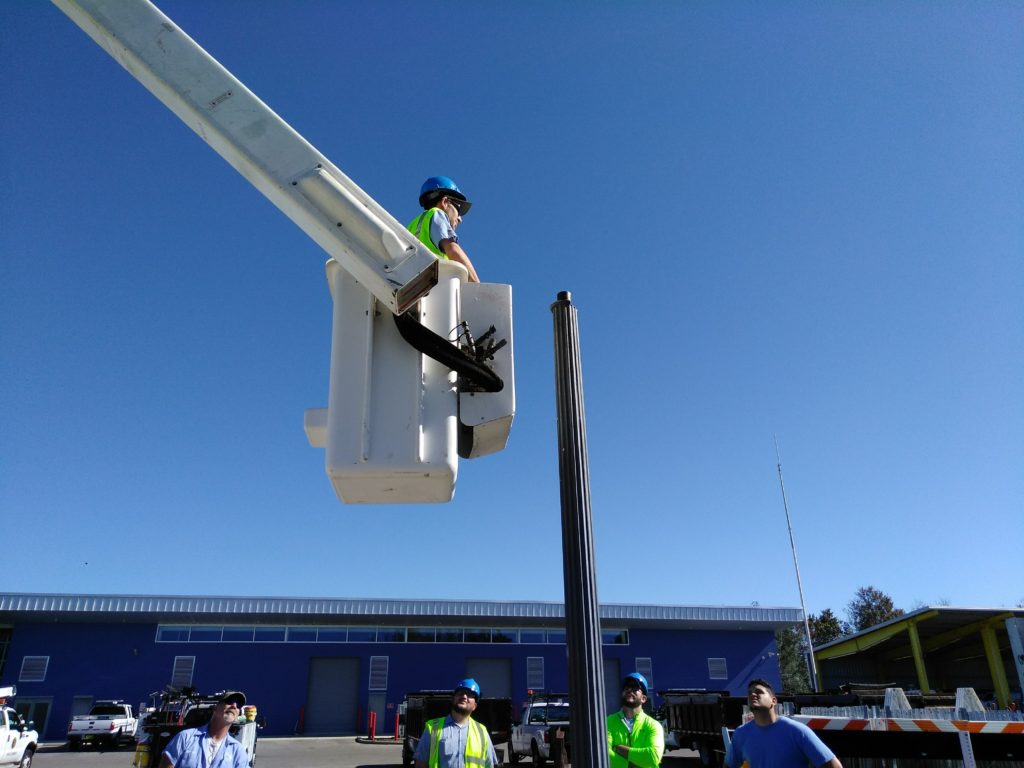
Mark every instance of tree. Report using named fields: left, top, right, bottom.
left=847, top=586, right=904, bottom=632
left=808, top=608, right=846, bottom=645
left=775, top=626, right=810, bottom=693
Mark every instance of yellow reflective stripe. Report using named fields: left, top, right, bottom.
left=465, top=718, right=489, bottom=764
left=427, top=718, right=442, bottom=768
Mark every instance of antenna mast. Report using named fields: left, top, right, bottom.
left=774, top=435, right=820, bottom=692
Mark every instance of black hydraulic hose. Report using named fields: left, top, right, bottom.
left=393, top=311, right=504, bottom=393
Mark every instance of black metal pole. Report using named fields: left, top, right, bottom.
left=551, top=291, right=609, bottom=768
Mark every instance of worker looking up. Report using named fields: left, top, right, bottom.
left=158, top=691, right=249, bottom=768
left=607, top=672, right=664, bottom=768
left=725, top=679, right=843, bottom=768
left=414, top=678, right=497, bottom=768
left=408, top=176, right=481, bottom=283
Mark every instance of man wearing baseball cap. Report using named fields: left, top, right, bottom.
left=158, top=691, right=250, bottom=768
left=414, top=678, right=498, bottom=767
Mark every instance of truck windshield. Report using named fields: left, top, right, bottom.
left=544, top=705, right=570, bottom=721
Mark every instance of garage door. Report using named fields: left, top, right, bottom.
left=305, top=657, right=359, bottom=735
left=465, top=657, right=512, bottom=698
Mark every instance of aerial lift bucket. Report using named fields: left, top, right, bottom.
left=305, top=260, right=514, bottom=504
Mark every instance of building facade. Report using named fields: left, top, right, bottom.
left=0, top=593, right=801, bottom=740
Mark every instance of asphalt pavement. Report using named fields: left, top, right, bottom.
left=33, top=737, right=701, bottom=768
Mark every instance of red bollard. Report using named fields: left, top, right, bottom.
left=394, top=712, right=400, bottom=741
left=368, top=710, right=377, bottom=740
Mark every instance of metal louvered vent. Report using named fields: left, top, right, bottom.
left=708, top=657, right=728, bottom=680
left=527, top=657, right=545, bottom=690
left=171, top=656, right=195, bottom=688
left=635, top=657, right=654, bottom=691
left=369, top=656, right=388, bottom=690
left=19, top=656, right=48, bottom=682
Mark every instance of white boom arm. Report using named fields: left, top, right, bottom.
left=52, top=0, right=437, bottom=314
left=54, top=0, right=516, bottom=503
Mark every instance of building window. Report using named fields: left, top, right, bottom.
left=0, top=628, right=11, bottom=678
left=19, top=656, right=48, bottom=682
left=153, top=622, right=610, bottom=646
left=171, top=656, right=195, bottom=688
left=157, top=626, right=190, bottom=642
left=527, top=657, right=545, bottom=690
left=635, top=657, right=654, bottom=692
left=189, top=627, right=222, bottom=643
left=369, top=656, right=388, bottom=691
left=253, top=627, right=286, bottom=642
left=708, top=658, right=728, bottom=680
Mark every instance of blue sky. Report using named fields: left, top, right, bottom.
left=2, top=1, right=1021, bottom=620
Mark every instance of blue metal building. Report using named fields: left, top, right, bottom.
left=0, top=593, right=801, bottom=740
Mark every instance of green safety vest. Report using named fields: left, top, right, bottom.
left=407, top=208, right=449, bottom=260
left=425, top=716, right=490, bottom=768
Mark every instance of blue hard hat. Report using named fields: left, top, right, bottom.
left=419, top=176, right=472, bottom=214
left=623, top=672, right=649, bottom=695
left=455, top=678, right=481, bottom=699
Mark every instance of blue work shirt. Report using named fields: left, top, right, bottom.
left=425, top=209, right=458, bottom=250
left=163, top=725, right=249, bottom=768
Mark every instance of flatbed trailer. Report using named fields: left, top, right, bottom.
left=662, top=687, right=1023, bottom=766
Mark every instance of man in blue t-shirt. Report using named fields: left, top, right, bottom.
left=725, top=679, right=842, bottom=768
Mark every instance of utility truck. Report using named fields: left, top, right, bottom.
left=51, top=0, right=515, bottom=507
left=0, top=687, right=37, bottom=768
left=509, top=693, right=571, bottom=765
left=66, top=700, right=138, bottom=750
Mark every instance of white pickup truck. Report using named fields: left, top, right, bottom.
left=509, top=694, right=570, bottom=765
left=0, top=704, right=37, bottom=768
left=67, top=701, right=137, bottom=750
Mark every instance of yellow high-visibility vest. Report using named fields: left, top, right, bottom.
left=407, top=208, right=449, bottom=260
left=425, top=716, right=490, bottom=767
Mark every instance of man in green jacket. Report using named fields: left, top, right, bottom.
left=607, top=672, right=664, bottom=767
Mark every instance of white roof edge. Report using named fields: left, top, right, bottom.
left=0, top=592, right=802, bottom=625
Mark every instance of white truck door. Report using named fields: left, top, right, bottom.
left=0, top=710, right=18, bottom=765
